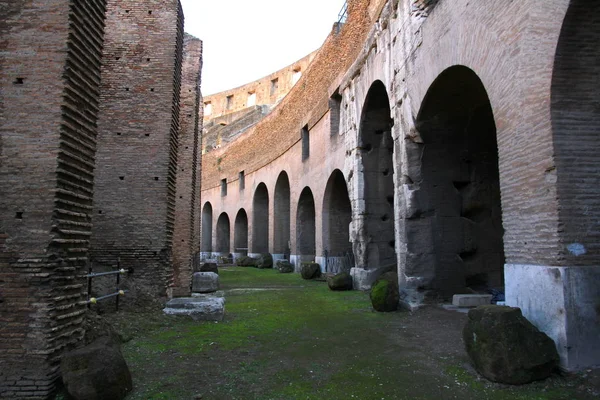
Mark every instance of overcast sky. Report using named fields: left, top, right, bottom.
left=180, top=0, right=345, bottom=95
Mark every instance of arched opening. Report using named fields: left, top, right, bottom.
left=252, top=183, right=269, bottom=253
left=415, top=65, right=504, bottom=299
left=273, top=172, right=291, bottom=259
left=358, top=80, right=396, bottom=270
left=296, top=187, right=316, bottom=261
left=216, top=213, right=230, bottom=254
left=234, top=209, right=248, bottom=258
left=201, top=202, right=213, bottom=256
left=551, top=0, right=600, bottom=264
left=322, top=170, right=353, bottom=273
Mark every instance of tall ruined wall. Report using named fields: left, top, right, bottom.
left=203, top=51, right=317, bottom=122
left=201, top=0, right=377, bottom=192
left=0, top=0, right=107, bottom=397
left=90, top=0, right=184, bottom=302
left=171, top=34, right=203, bottom=297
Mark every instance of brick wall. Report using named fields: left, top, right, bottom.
left=90, top=0, right=184, bottom=304
left=0, top=0, right=107, bottom=397
left=171, top=34, right=203, bottom=297
left=201, top=0, right=374, bottom=192
left=552, top=0, right=600, bottom=265
left=202, top=51, right=317, bottom=122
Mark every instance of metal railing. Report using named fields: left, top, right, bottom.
left=338, top=1, right=348, bottom=24
left=323, top=250, right=355, bottom=274
left=86, top=259, right=132, bottom=311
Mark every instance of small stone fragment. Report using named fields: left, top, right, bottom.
left=276, top=259, right=294, bottom=273
left=256, top=253, right=274, bottom=269
left=300, top=262, right=321, bottom=280
left=327, top=272, right=353, bottom=291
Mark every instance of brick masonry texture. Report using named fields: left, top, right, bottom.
left=0, top=0, right=107, bottom=397
left=90, top=0, right=184, bottom=303
left=171, top=34, right=203, bottom=297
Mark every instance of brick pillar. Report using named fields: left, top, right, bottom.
left=90, top=0, right=184, bottom=303
left=0, top=0, right=107, bottom=397
left=171, top=34, right=203, bottom=298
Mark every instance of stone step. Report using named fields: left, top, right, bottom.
left=163, top=297, right=225, bottom=321
left=452, top=294, right=493, bottom=307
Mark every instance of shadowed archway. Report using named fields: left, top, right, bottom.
left=216, top=213, right=230, bottom=254
left=296, top=187, right=316, bottom=261
left=201, top=202, right=213, bottom=255
left=234, top=209, right=249, bottom=258
left=274, top=171, right=291, bottom=259
left=252, top=183, right=269, bottom=254
left=414, top=65, right=504, bottom=299
left=322, top=170, right=353, bottom=273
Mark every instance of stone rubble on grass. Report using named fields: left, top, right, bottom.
left=163, top=297, right=225, bottom=321
left=327, top=272, right=353, bottom=291
left=192, top=271, right=219, bottom=293
left=300, top=262, right=321, bottom=280
left=370, top=272, right=399, bottom=312
left=256, top=253, right=273, bottom=269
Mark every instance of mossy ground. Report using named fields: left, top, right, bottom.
left=98, top=267, right=598, bottom=399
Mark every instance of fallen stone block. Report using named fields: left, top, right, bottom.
left=452, top=294, right=492, bottom=307
left=463, top=305, right=559, bottom=384
left=327, top=272, right=353, bottom=291
left=300, top=262, right=321, bottom=280
left=276, top=259, right=294, bottom=273
left=370, top=272, right=399, bottom=312
left=61, top=337, right=132, bottom=400
left=163, top=297, right=225, bottom=321
left=257, top=253, right=273, bottom=269
left=192, top=271, right=219, bottom=293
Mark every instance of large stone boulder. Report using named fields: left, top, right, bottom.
left=192, top=272, right=219, bottom=293
left=463, top=305, right=559, bottom=384
left=236, top=256, right=258, bottom=267
left=300, top=262, right=321, bottom=280
left=61, top=337, right=132, bottom=400
left=276, top=260, right=294, bottom=273
left=197, top=262, right=218, bottom=275
left=163, top=296, right=225, bottom=321
left=327, top=272, right=353, bottom=291
left=256, top=253, right=273, bottom=269
left=370, top=272, right=399, bottom=312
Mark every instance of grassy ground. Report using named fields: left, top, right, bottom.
left=107, top=267, right=598, bottom=400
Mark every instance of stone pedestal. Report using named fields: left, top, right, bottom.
left=505, top=264, right=600, bottom=371
left=350, top=266, right=395, bottom=291
left=163, top=297, right=225, bottom=321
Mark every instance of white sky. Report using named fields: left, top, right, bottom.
left=180, top=0, right=346, bottom=95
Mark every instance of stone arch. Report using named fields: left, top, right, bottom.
left=216, top=212, right=230, bottom=254
left=413, top=65, right=505, bottom=300
left=201, top=202, right=213, bottom=255
left=252, top=183, right=269, bottom=254
left=322, top=169, right=353, bottom=273
left=273, top=171, right=291, bottom=259
left=356, top=80, right=396, bottom=271
left=551, top=0, right=600, bottom=265
left=234, top=209, right=248, bottom=259
left=296, top=187, right=316, bottom=261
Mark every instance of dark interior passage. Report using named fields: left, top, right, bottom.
left=359, top=81, right=396, bottom=269
left=296, top=187, right=316, bottom=256
left=323, top=170, right=352, bottom=256
left=216, top=213, right=230, bottom=253
left=416, top=66, right=505, bottom=299
left=274, top=172, right=291, bottom=256
left=201, top=202, right=213, bottom=252
left=252, top=183, right=269, bottom=253
left=234, top=209, right=249, bottom=256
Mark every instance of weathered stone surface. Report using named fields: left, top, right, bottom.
left=163, top=297, right=225, bottom=321
left=256, top=253, right=274, bottom=269
left=192, top=272, right=219, bottom=293
left=197, top=262, right=219, bottom=275
left=370, top=272, right=399, bottom=312
left=276, top=260, right=294, bottom=273
left=61, top=338, right=133, bottom=400
left=452, top=294, right=492, bottom=307
left=300, top=262, right=321, bottom=280
left=463, top=305, right=559, bottom=384
left=327, top=272, right=353, bottom=291
left=236, top=256, right=258, bottom=267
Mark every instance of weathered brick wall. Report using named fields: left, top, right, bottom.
left=90, top=0, right=184, bottom=303
left=552, top=0, right=600, bottom=265
left=201, top=0, right=375, bottom=192
left=0, top=0, right=106, bottom=397
left=202, top=51, right=317, bottom=122
left=171, top=34, right=203, bottom=297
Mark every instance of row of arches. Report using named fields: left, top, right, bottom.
left=201, top=169, right=353, bottom=269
